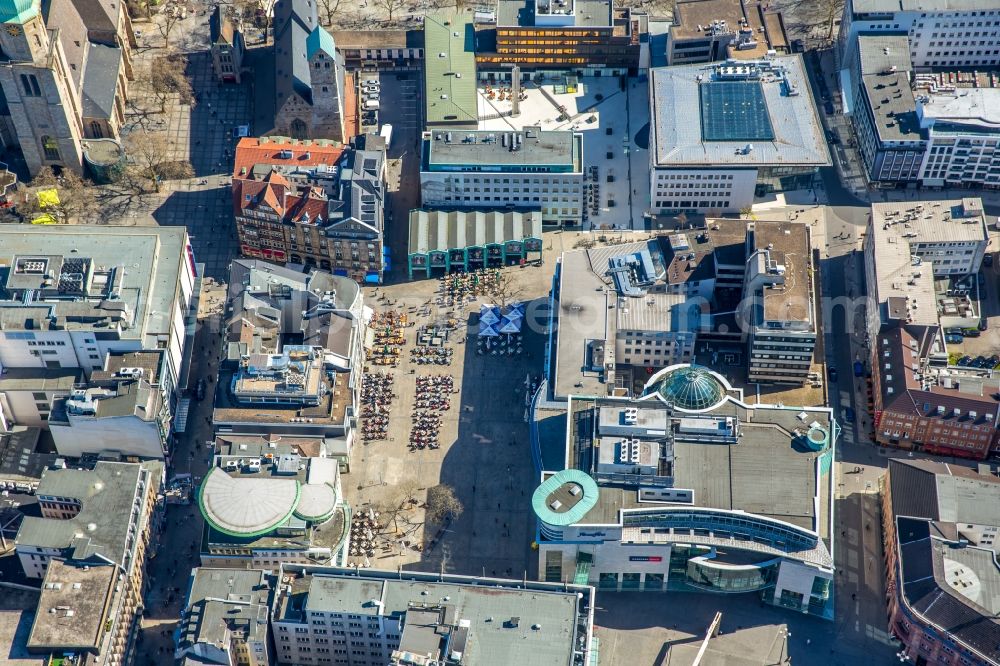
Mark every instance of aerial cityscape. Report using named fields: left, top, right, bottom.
left=0, top=0, right=999, bottom=664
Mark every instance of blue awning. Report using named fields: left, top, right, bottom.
left=365, top=272, right=381, bottom=284
left=333, top=269, right=348, bottom=277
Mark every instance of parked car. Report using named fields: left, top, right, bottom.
left=980, top=318, right=989, bottom=331
left=957, top=355, right=973, bottom=366
left=945, top=334, right=964, bottom=344
left=824, top=100, right=835, bottom=114
left=195, top=378, right=207, bottom=401
left=963, top=328, right=982, bottom=337
left=364, top=86, right=380, bottom=94
left=985, top=253, right=994, bottom=267
left=845, top=407, right=856, bottom=424
left=827, top=366, right=838, bottom=382
left=989, top=354, right=1000, bottom=368
left=973, top=356, right=988, bottom=368
left=364, top=79, right=379, bottom=86
left=945, top=327, right=964, bottom=336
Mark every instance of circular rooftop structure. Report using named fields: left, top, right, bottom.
left=643, top=364, right=729, bottom=411
left=294, top=482, right=338, bottom=523
left=531, top=469, right=600, bottom=527
left=198, top=467, right=301, bottom=537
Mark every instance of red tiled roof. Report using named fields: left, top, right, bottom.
left=233, top=137, right=345, bottom=178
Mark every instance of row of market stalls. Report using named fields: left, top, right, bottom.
left=407, top=209, right=543, bottom=279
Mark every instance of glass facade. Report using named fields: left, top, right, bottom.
left=685, top=559, right=779, bottom=593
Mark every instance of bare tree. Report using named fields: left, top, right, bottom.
left=157, top=7, right=183, bottom=49
left=144, top=55, right=194, bottom=113
left=372, top=0, right=406, bottom=22
left=124, top=129, right=194, bottom=193
left=374, top=479, right=423, bottom=533
left=316, top=0, right=343, bottom=26
left=484, top=270, right=524, bottom=309
left=13, top=167, right=100, bottom=224
left=822, top=0, right=845, bottom=40
left=425, top=484, right=463, bottom=526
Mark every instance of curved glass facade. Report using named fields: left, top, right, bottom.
left=644, top=366, right=727, bottom=410
left=685, top=557, right=781, bottom=593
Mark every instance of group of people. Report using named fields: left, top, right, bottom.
left=411, top=346, right=453, bottom=365
left=360, top=372, right=394, bottom=442
left=347, top=508, right=381, bottom=566
left=368, top=310, right=408, bottom=367
left=438, top=268, right=503, bottom=307
left=409, top=374, right=455, bottom=451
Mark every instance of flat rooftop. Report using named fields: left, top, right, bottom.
left=0, top=226, right=189, bottom=347
left=0, top=367, right=82, bottom=392
left=424, top=14, right=478, bottom=127
left=278, top=567, right=591, bottom=666
left=919, top=88, right=1000, bottom=132
left=178, top=568, right=273, bottom=652
left=408, top=209, right=542, bottom=255
left=851, top=0, right=998, bottom=13
left=854, top=36, right=920, bottom=142
left=753, top=220, right=813, bottom=324
left=671, top=0, right=776, bottom=60
left=650, top=57, right=830, bottom=168
left=15, top=461, right=160, bottom=564
left=213, top=366, right=349, bottom=426
left=496, top=0, right=613, bottom=28
left=871, top=198, right=988, bottom=246
left=27, top=560, right=115, bottom=651
left=424, top=127, right=580, bottom=170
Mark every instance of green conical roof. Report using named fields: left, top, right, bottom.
left=0, top=0, right=39, bottom=24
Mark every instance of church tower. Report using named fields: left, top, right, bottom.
left=0, top=0, right=85, bottom=174
left=306, top=27, right=345, bottom=143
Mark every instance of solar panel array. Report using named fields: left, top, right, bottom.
left=699, top=81, right=775, bottom=142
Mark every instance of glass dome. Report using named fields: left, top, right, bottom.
left=645, top=365, right=726, bottom=411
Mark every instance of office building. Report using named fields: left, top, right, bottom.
left=839, top=0, right=1000, bottom=72
left=739, top=220, right=818, bottom=383
left=210, top=6, right=246, bottom=83
left=864, top=199, right=988, bottom=347
left=551, top=237, right=709, bottom=399
left=667, top=0, right=789, bottom=66
left=649, top=57, right=829, bottom=215
left=197, top=448, right=349, bottom=569
left=863, top=200, right=996, bottom=458
left=215, top=260, right=366, bottom=470
left=0, top=366, right=82, bottom=428
left=233, top=136, right=386, bottom=284
left=476, top=0, right=645, bottom=75
left=883, top=459, right=1000, bottom=666
left=14, top=460, right=161, bottom=665
left=0, top=0, right=135, bottom=176
left=532, top=364, right=835, bottom=619
left=424, top=14, right=479, bottom=130
left=272, top=564, right=596, bottom=666
left=845, top=35, right=925, bottom=185
left=420, top=126, right=584, bottom=225
left=845, top=34, right=1000, bottom=188
left=47, top=350, right=174, bottom=460
left=407, top=209, right=543, bottom=278
left=0, top=225, right=197, bottom=402
left=272, top=0, right=347, bottom=141
left=176, top=568, right=275, bottom=666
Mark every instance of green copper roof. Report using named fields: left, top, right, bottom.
left=0, top=0, right=39, bottom=24
left=644, top=365, right=726, bottom=411
left=306, top=26, right=335, bottom=60
left=532, top=469, right=600, bottom=527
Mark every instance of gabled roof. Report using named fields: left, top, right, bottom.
left=81, top=44, right=123, bottom=120
left=274, top=0, right=318, bottom=106
left=233, top=136, right=344, bottom=178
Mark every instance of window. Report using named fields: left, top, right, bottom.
left=41, top=136, right=60, bottom=161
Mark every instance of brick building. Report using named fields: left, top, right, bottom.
left=232, top=136, right=386, bottom=284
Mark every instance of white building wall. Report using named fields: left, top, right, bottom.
left=650, top=168, right=757, bottom=214
left=419, top=171, right=584, bottom=224
left=616, top=330, right=695, bottom=367
left=919, top=134, right=1000, bottom=189
left=773, top=559, right=832, bottom=610
left=48, top=414, right=163, bottom=459
left=16, top=545, right=62, bottom=579
left=0, top=330, right=142, bottom=377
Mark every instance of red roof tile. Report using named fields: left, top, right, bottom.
left=233, top=137, right=345, bottom=179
